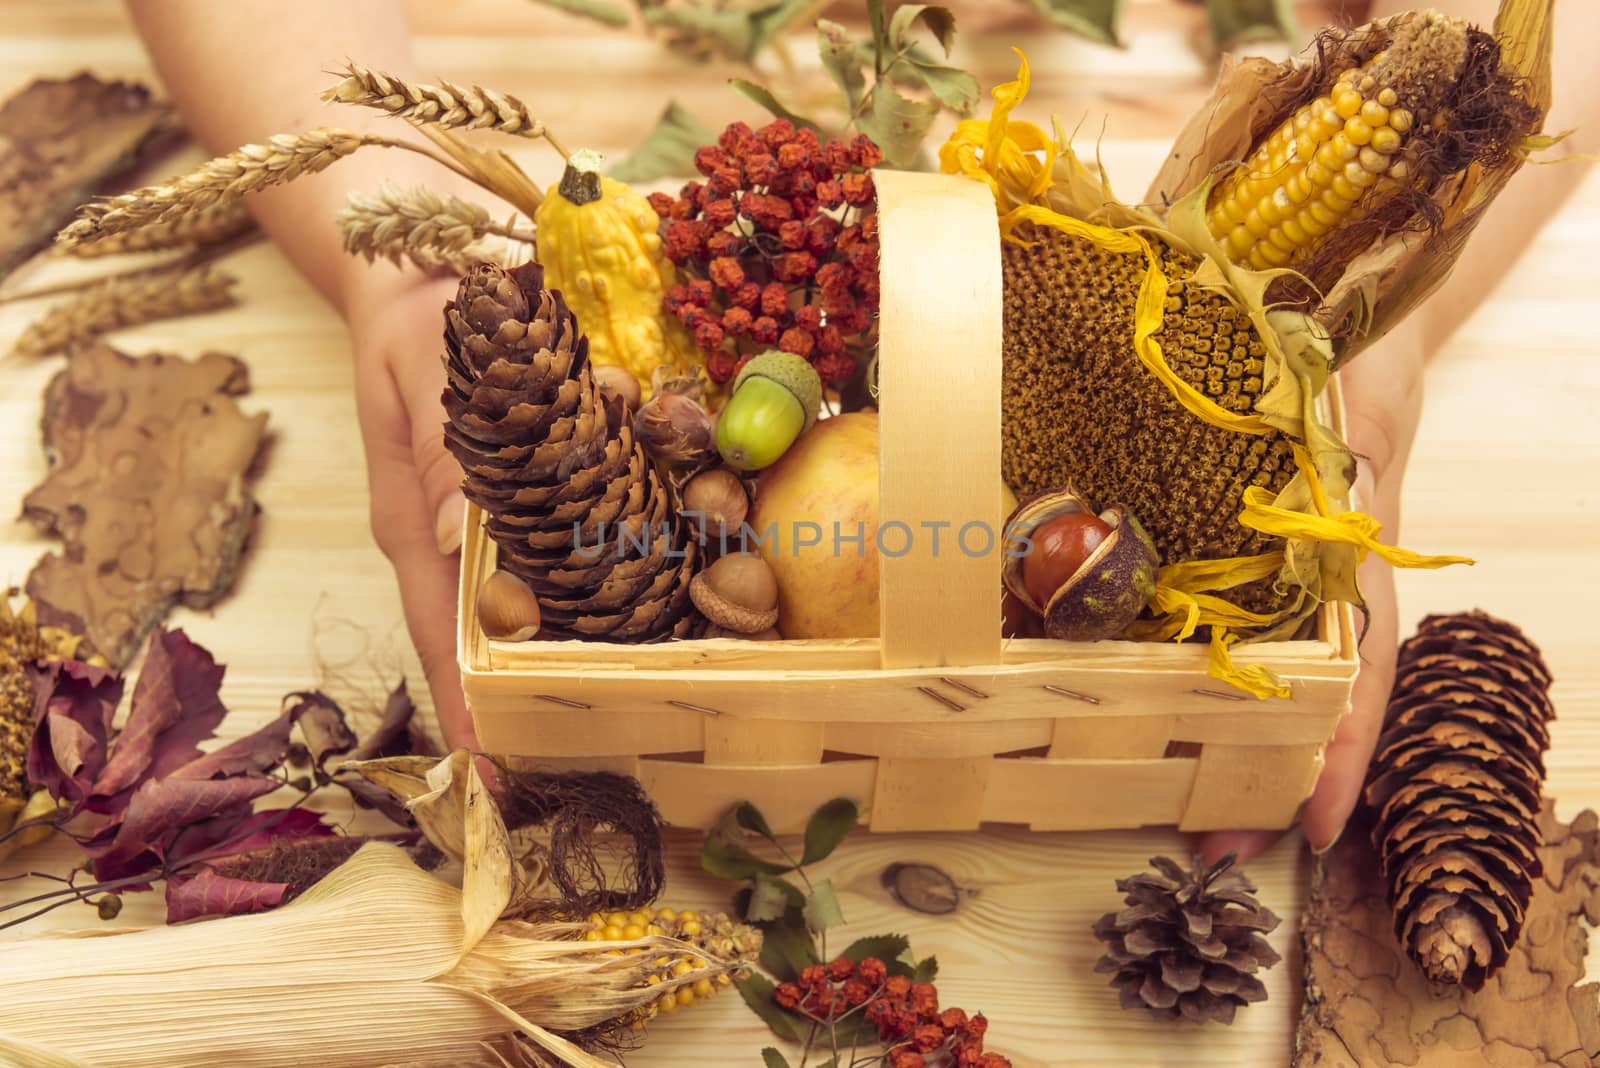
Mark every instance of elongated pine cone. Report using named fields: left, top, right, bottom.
left=1364, top=610, right=1555, bottom=989
left=1092, top=853, right=1281, bottom=1024
left=442, top=261, right=702, bottom=641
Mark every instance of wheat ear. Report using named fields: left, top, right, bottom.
left=55, top=128, right=464, bottom=251
left=324, top=63, right=569, bottom=155
left=9, top=265, right=238, bottom=359
left=61, top=201, right=257, bottom=258
left=339, top=185, right=535, bottom=272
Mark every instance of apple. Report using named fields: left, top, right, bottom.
left=747, top=412, right=880, bottom=639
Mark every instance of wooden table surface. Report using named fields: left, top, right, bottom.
left=3, top=3, right=1598, bottom=1066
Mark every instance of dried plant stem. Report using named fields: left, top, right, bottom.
left=54, top=129, right=470, bottom=251
left=60, top=200, right=256, bottom=258
left=339, top=184, right=536, bottom=273
left=324, top=62, right=571, bottom=156
left=8, top=264, right=238, bottom=359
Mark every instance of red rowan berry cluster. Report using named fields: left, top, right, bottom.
left=650, top=119, right=881, bottom=388
left=773, top=957, right=1011, bottom=1068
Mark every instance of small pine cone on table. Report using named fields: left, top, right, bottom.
left=1092, top=853, right=1281, bottom=1025
left=442, top=261, right=702, bottom=642
left=1364, top=610, right=1556, bottom=989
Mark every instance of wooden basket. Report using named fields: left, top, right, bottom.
left=457, top=170, right=1359, bottom=836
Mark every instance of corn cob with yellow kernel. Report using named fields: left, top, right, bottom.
left=1160, top=6, right=1546, bottom=352
left=579, top=906, right=760, bottom=1024
left=944, top=1, right=1550, bottom=693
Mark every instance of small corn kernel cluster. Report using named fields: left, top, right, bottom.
left=1208, top=58, right=1418, bottom=271
left=582, top=906, right=756, bottom=1023
left=1, top=593, right=93, bottom=816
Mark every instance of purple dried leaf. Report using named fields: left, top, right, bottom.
left=90, top=629, right=226, bottom=805
left=25, top=658, right=123, bottom=805
left=86, top=773, right=279, bottom=873
left=164, top=867, right=290, bottom=924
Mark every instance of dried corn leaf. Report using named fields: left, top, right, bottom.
left=0, top=74, right=178, bottom=280
left=1294, top=803, right=1600, bottom=1067
left=0, top=843, right=616, bottom=1068
left=21, top=344, right=267, bottom=667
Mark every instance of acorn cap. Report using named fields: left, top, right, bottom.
left=731, top=350, right=822, bottom=434
left=1002, top=488, right=1159, bottom=641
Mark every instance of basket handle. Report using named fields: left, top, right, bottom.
left=873, top=169, right=1004, bottom=670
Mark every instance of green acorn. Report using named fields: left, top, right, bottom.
left=715, top=351, right=822, bottom=471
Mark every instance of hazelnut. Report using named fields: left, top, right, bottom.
left=635, top=391, right=716, bottom=469
left=682, top=468, right=749, bottom=540
left=690, top=552, right=780, bottom=634
left=592, top=364, right=643, bottom=412
left=478, top=569, right=542, bottom=641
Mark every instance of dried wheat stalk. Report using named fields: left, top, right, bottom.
left=9, top=264, right=238, bottom=358
left=324, top=63, right=568, bottom=153
left=53, top=128, right=452, bottom=251
left=61, top=201, right=257, bottom=258
left=339, top=185, right=535, bottom=272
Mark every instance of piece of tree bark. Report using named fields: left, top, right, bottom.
left=0, top=73, right=179, bottom=281
left=1295, top=802, right=1600, bottom=1068
left=21, top=343, right=268, bottom=667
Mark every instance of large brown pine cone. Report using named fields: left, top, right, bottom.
left=1364, top=610, right=1555, bottom=989
left=442, top=261, right=701, bottom=642
left=1092, top=853, right=1281, bottom=1024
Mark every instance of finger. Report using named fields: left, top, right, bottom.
left=1197, top=828, right=1281, bottom=866
left=1301, top=552, right=1398, bottom=852
left=391, top=289, right=469, bottom=556
left=356, top=351, right=478, bottom=752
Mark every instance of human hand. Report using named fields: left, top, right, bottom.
left=347, top=272, right=477, bottom=752
left=1200, top=319, right=1426, bottom=863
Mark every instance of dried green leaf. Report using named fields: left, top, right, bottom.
left=645, top=0, right=811, bottom=63
left=912, top=954, right=940, bottom=983
left=702, top=805, right=794, bottom=880
left=738, top=973, right=813, bottom=1043
left=858, top=83, right=940, bottom=170
left=1205, top=0, right=1298, bottom=50
left=762, top=1049, right=793, bottom=1068
left=1022, top=0, right=1124, bottom=47
left=897, top=59, right=980, bottom=114
left=818, top=20, right=867, bottom=112
left=888, top=4, right=957, bottom=54
left=842, top=933, right=910, bottom=963
left=728, top=79, right=822, bottom=133
left=756, top=908, right=820, bottom=980
left=747, top=873, right=803, bottom=923
left=801, top=797, right=858, bottom=865
left=607, top=101, right=714, bottom=183
left=803, top=878, right=845, bottom=930
left=527, top=0, right=630, bottom=27
left=735, top=800, right=778, bottom=842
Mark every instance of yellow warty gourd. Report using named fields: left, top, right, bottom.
left=535, top=150, right=704, bottom=396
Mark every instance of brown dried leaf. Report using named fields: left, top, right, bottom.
left=21, top=344, right=268, bottom=667
left=0, top=73, right=178, bottom=280
left=1294, top=803, right=1600, bottom=1067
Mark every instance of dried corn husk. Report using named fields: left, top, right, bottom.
left=0, top=753, right=756, bottom=1067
